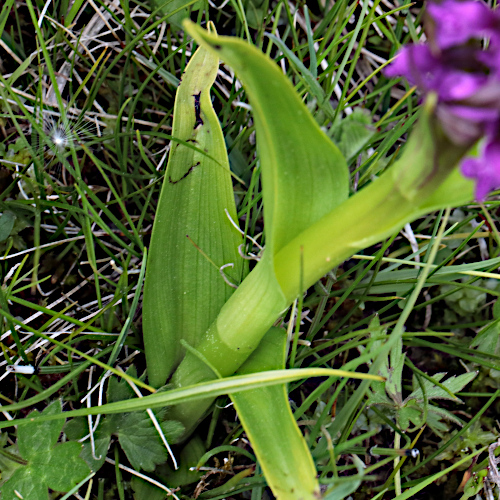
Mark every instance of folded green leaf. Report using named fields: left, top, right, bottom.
left=183, top=22, right=349, bottom=259
left=231, top=327, right=320, bottom=499
left=143, top=24, right=245, bottom=387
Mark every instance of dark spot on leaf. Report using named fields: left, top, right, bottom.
left=169, top=162, right=200, bottom=184
left=193, top=92, right=203, bottom=128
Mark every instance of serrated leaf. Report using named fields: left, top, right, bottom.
left=470, top=319, right=500, bottom=356
left=428, top=405, right=465, bottom=427
left=107, top=365, right=139, bottom=403
left=424, top=410, right=455, bottom=436
left=408, top=372, right=477, bottom=402
left=332, top=108, right=375, bottom=161
left=1, top=468, right=49, bottom=500
left=398, top=402, right=423, bottom=431
left=67, top=369, right=184, bottom=473
left=0, top=444, right=23, bottom=484
left=367, top=381, right=392, bottom=406
left=107, top=412, right=183, bottom=472
left=0, top=401, right=90, bottom=500
left=17, top=398, right=64, bottom=459
left=368, top=315, right=404, bottom=403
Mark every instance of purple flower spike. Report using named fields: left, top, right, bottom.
left=461, top=138, right=500, bottom=200
left=385, top=0, right=500, bottom=199
left=427, top=0, right=500, bottom=49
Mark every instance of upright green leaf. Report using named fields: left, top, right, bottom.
left=231, top=328, right=320, bottom=499
left=184, top=22, right=349, bottom=259
left=142, top=25, right=245, bottom=387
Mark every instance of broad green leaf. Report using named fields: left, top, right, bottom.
left=0, top=401, right=90, bottom=500
left=230, top=328, right=320, bottom=499
left=184, top=22, right=349, bottom=259
left=142, top=24, right=245, bottom=387
left=166, top=62, right=476, bottom=433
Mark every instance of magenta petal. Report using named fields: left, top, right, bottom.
left=446, top=104, right=500, bottom=123
left=461, top=140, right=500, bottom=200
left=385, top=45, right=441, bottom=88
left=437, top=72, right=488, bottom=100
left=428, top=0, right=498, bottom=49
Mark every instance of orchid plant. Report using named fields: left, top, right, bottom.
left=137, top=0, right=500, bottom=498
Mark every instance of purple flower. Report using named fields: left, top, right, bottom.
left=462, top=137, right=500, bottom=199
left=385, top=0, right=500, bottom=199
left=427, top=0, right=500, bottom=49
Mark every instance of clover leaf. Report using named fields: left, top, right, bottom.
left=0, top=400, right=90, bottom=500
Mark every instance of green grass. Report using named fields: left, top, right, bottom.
left=0, top=0, right=499, bottom=499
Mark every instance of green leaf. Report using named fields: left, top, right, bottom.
left=230, top=328, right=320, bottom=499
left=0, top=368, right=384, bottom=435
left=184, top=22, right=349, bottom=259
left=64, top=418, right=109, bottom=473
left=332, top=108, right=375, bottom=161
left=407, top=371, right=478, bottom=403
left=148, top=0, right=202, bottom=28
left=66, top=368, right=184, bottom=473
left=0, top=401, right=90, bottom=500
left=0, top=211, right=15, bottom=242
left=460, top=470, right=486, bottom=500
left=161, top=435, right=205, bottom=487
left=370, top=316, right=405, bottom=404
left=323, top=455, right=365, bottom=500
left=131, top=476, right=170, bottom=500
left=470, top=318, right=500, bottom=355
left=398, top=401, right=423, bottom=431
left=142, top=24, right=245, bottom=387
